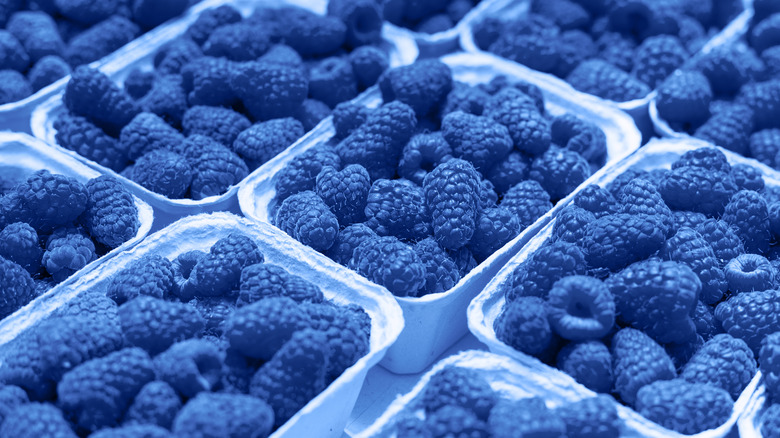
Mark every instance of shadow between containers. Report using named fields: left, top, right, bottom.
left=467, top=137, right=773, bottom=438
left=237, top=51, right=641, bottom=375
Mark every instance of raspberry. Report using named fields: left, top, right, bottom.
left=695, top=219, right=745, bottom=266
left=182, top=106, right=251, bottom=148
left=136, top=74, right=189, bottom=126
left=180, top=233, right=263, bottom=300
left=6, top=11, right=64, bottom=63
left=582, top=213, right=667, bottom=272
left=752, top=130, right=780, bottom=168
left=349, top=235, right=426, bottom=296
left=130, top=149, right=192, bottom=199
left=722, top=190, right=771, bottom=254
left=550, top=114, right=607, bottom=164
left=119, top=112, right=184, bottom=162
left=0, top=30, right=28, bottom=72
left=631, top=35, right=688, bottom=89
left=427, top=405, right=489, bottom=438
left=80, top=176, right=139, bottom=249
left=467, top=207, right=521, bottom=262
left=552, top=206, right=595, bottom=244
left=0, top=403, right=77, bottom=438
left=556, top=341, right=613, bottom=393
left=494, top=296, right=554, bottom=356
left=752, top=13, right=780, bottom=54
left=42, top=228, right=96, bottom=282
left=0, top=256, right=35, bottom=319
left=233, top=118, right=305, bottom=170
left=440, top=82, right=490, bottom=118
left=180, top=56, right=237, bottom=108
left=106, top=254, right=175, bottom=304
left=655, top=70, right=712, bottom=131
left=724, top=253, right=776, bottom=294
left=308, top=57, right=358, bottom=109
left=529, top=147, right=591, bottom=201
left=731, top=163, right=765, bottom=192
left=681, top=333, right=756, bottom=399
left=180, top=136, right=248, bottom=200
left=635, top=380, right=733, bottom=434
left=347, top=45, right=388, bottom=88
left=274, top=191, right=339, bottom=252
left=489, top=397, right=566, bottom=438
left=736, top=80, right=780, bottom=131
left=553, top=30, right=598, bottom=78
left=661, top=227, right=726, bottom=304
left=696, top=44, right=756, bottom=96
left=414, top=237, right=460, bottom=296
left=484, top=88, right=551, bottom=156
left=694, top=103, right=753, bottom=155
left=155, top=38, right=203, bottom=76
left=230, top=60, right=308, bottom=121
left=185, top=5, right=242, bottom=45
left=547, top=273, right=614, bottom=342
left=504, top=241, right=586, bottom=301
left=123, top=381, right=181, bottom=429
left=660, top=163, right=738, bottom=217
left=761, top=332, right=780, bottom=403
left=440, top=111, right=513, bottom=172
left=572, top=184, right=617, bottom=217
left=324, top=223, right=377, bottom=266
left=611, top=328, right=676, bottom=405
left=500, top=180, right=552, bottom=227
left=118, top=296, right=203, bottom=356
left=557, top=395, right=620, bottom=438
left=332, top=101, right=369, bottom=140
left=364, top=178, right=431, bottom=241
left=202, top=22, right=270, bottom=62
left=566, top=59, right=651, bottom=102
left=596, top=32, right=636, bottom=71
left=0, top=222, right=41, bottom=275
left=423, top=159, right=482, bottom=249
left=274, top=147, right=341, bottom=202
left=397, top=132, right=453, bottom=186
left=489, top=25, right=559, bottom=73
left=421, top=367, right=496, bottom=420
left=716, top=289, right=780, bottom=353
left=762, top=404, right=780, bottom=438
left=378, top=59, right=452, bottom=117
left=673, top=210, right=708, bottom=231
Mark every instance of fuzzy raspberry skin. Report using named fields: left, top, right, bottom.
left=308, top=56, right=358, bottom=109
left=362, top=178, right=429, bottom=241
left=737, top=80, right=780, bottom=131
left=548, top=275, right=614, bottom=341
left=440, top=111, right=512, bottom=173
left=490, top=397, right=567, bottom=438
left=81, top=175, right=139, bottom=248
left=655, top=70, right=712, bottom=130
left=118, top=296, right=204, bottom=355
left=489, top=28, right=559, bottom=74
left=138, top=73, right=188, bottom=124
left=566, top=60, right=651, bottom=102
left=440, top=82, right=490, bottom=118
left=275, top=146, right=341, bottom=202
left=119, top=112, right=184, bottom=161
left=596, top=32, right=636, bottom=72
left=732, top=164, right=765, bottom=192
left=51, top=0, right=114, bottom=25
left=611, top=328, right=676, bottom=405
left=182, top=106, right=251, bottom=148
left=582, top=213, right=667, bottom=272
left=0, top=255, right=35, bottom=319
left=179, top=135, right=248, bottom=200
left=42, top=228, right=96, bottom=282
left=181, top=233, right=263, bottom=299
left=725, top=253, right=776, bottom=294
left=332, top=101, right=369, bottom=140
left=618, top=178, right=674, bottom=236
left=605, top=168, right=647, bottom=197
left=63, top=66, right=139, bottom=136
left=0, top=170, right=87, bottom=233
left=336, top=101, right=417, bottom=181
left=185, top=5, right=241, bottom=44
left=635, top=380, right=733, bottom=434
left=172, top=392, right=274, bottom=438
left=500, top=180, right=553, bottom=227
left=694, top=103, right=753, bottom=155
left=300, top=302, right=370, bottom=380
left=349, top=235, right=426, bottom=296
left=505, top=241, right=587, bottom=302
left=482, top=153, right=526, bottom=196
left=224, top=296, right=308, bottom=360
left=631, top=35, right=688, bottom=89
left=89, top=424, right=171, bottom=438
left=348, top=45, right=388, bottom=88
left=0, top=30, right=28, bottom=72
left=573, top=184, right=617, bottom=217
left=179, top=56, right=237, bottom=108
left=154, top=38, right=203, bottom=76
left=722, top=190, right=771, bottom=254
left=680, top=333, right=756, bottom=400
left=661, top=227, right=727, bottom=304
left=0, top=403, right=77, bottom=438
left=553, top=30, right=599, bottom=79
left=551, top=113, right=607, bottom=164
left=130, top=149, right=193, bottom=199
left=57, top=347, right=155, bottom=433
left=378, top=59, right=452, bottom=117
left=484, top=88, right=551, bottom=156
left=249, top=328, right=330, bottom=427
left=324, top=223, right=377, bottom=266
left=123, top=381, right=181, bottom=429
left=153, top=339, right=223, bottom=399
left=426, top=404, right=489, bottom=437
left=695, top=219, right=745, bottom=266
left=557, top=341, right=613, bottom=394
left=420, top=367, right=496, bottom=420
left=229, top=60, right=308, bottom=121
left=552, top=206, right=595, bottom=244
left=413, top=237, right=460, bottom=296
left=716, top=289, right=780, bottom=353
left=695, top=44, right=757, bottom=96
left=201, top=21, right=270, bottom=62
left=0, top=385, right=28, bottom=426
left=467, top=207, right=521, bottom=263
left=233, top=118, right=303, bottom=170
left=6, top=11, right=64, bottom=63
left=761, top=332, right=780, bottom=403
left=106, top=254, right=175, bottom=305
left=54, top=113, right=127, bottom=172
left=673, top=210, right=708, bottom=231
left=607, top=259, right=700, bottom=344
left=762, top=404, right=780, bottom=438
left=557, top=395, right=620, bottom=438
left=398, top=132, right=453, bottom=186
left=529, top=147, right=591, bottom=201
left=238, top=263, right=323, bottom=306
left=0, top=222, right=41, bottom=275
left=64, top=15, right=139, bottom=67
left=315, top=164, right=370, bottom=226
left=423, top=159, right=482, bottom=250
left=495, top=296, right=554, bottom=356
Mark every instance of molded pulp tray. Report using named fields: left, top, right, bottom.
left=0, top=212, right=404, bottom=438
left=237, top=51, right=641, bottom=375
left=738, top=374, right=769, bottom=438
left=460, top=0, right=752, bottom=139
left=356, top=350, right=635, bottom=437
left=30, top=0, right=418, bottom=230
left=0, top=0, right=226, bottom=134
left=468, top=137, right=772, bottom=437
left=0, top=131, right=153, bottom=344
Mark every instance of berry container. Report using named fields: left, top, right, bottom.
left=468, top=137, right=771, bottom=437
left=460, top=0, right=752, bottom=140
left=0, top=0, right=227, bottom=134
left=29, top=0, right=418, bottom=231
left=0, top=131, right=153, bottom=338
left=356, top=349, right=627, bottom=437
left=738, top=378, right=770, bottom=438
left=237, top=51, right=641, bottom=374
left=0, top=212, right=404, bottom=438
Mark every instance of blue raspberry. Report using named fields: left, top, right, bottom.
left=500, top=180, right=552, bottom=227
left=364, top=178, right=431, bottom=241
left=631, top=35, right=688, bottom=88
left=106, top=254, right=175, bottom=304
left=423, top=158, right=482, bottom=249
left=53, top=114, right=128, bottom=174
left=533, top=0, right=590, bottom=30
left=504, top=241, right=587, bottom=301
left=427, top=405, right=489, bottom=438
left=118, top=296, right=204, bottom=355
left=266, top=6, right=346, bottom=57
left=529, top=147, right=591, bottom=201
left=573, top=184, right=617, bottom=217
left=722, top=190, right=771, bottom=254
left=6, top=11, right=64, bottom=63
left=179, top=135, right=248, bottom=200
left=185, top=5, right=242, bottom=45
left=440, top=82, right=490, bottom=118
left=489, top=26, right=559, bottom=73
left=489, top=397, right=566, bottom=438
left=413, top=237, right=460, bottom=296
left=63, top=66, right=139, bottom=136
left=679, top=145, right=735, bottom=173
left=119, top=112, right=184, bottom=161
left=0, top=222, right=41, bottom=275
left=2, top=170, right=88, bottom=233
left=485, top=152, right=529, bottom=194
left=202, top=22, right=270, bottom=61
left=180, top=56, right=237, bottom=108
left=421, top=367, right=496, bottom=420
left=731, top=163, right=765, bottom=191
left=274, top=190, right=339, bottom=252
left=552, top=30, right=598, bottom=78
left=155, top=38, right=203, bottom=75
left=762, top=130, right=780, bottom=168
left=673, top=210, right=707, bottom=231
left=0, top=30, right=28, bottom=72
left=0, top=69, right=29, bottom=104
left=636, top=380, right=733, bottom=434
left=42, top=228, right=96, bottom=283
left=332, top=101, right=369, bottom=140
left=736, top=80, right=780, bottom=131
left=233, top=118, right=304, bottom=170
left=130, top=149, right=192, bottom=199
left=762, top=404, right=780, bottom=438
left=550, top=114, right=607, bottom=164
left=761, top=332, right=780, bottom=403
left=618, top=178, right=674, bottom=235
left=315, top=164, right=370, bottom=226
left=467, top=207, right=521, bottom=263
left=552, top=206, right=596, bottom=244
left=64, top=15, right=140, bottom=67
left=611, top=327, right=676, bottom=405
left=556, top=341, right=613, bottom=393
left=0, top=256, right=35, bottom=319
left=567, top=60, right=651, bottom=102
left=238, top=263, right=323, bottom=306
left=660, top=164, right=737, bottom=217
left=695, top=219, right=745, bottom=266
left=582, top=213, right=667, bottom=272
left=655, top=70, right=712, bottom=131
left=28, top=55, right=69, bottom=92
left=596, top=32, right=636, bottom=71
left=182, top=105, right=250, bottom=148
left=349, top=235, right=426, bottom=296
left=547, top=275, right=614, bottom=341
left=752, top=13, right=780, bottom=54
left=123, top=380, right=181, bottom=429
left=557, top=395, right=620, bottom=438
left=137, top=73, right=188, bottom=125
left=347, top=46, right=388, bottom=88
left=230, top=60, right=308, bottom=121
left=0, top=403, right=77, bottom=438
left=324, top=223, right=377, bottom=265
left=447, top=246, right=477, bottom=278
left=378, top=59, right=452, bottom=117
left=694, top=103, right=753, bottom=155
left=308, top=57, right=358, bottom=109
left=294, top=98, right=331, bottom=131
left=681, top=333, right=756, bottom=400
left=495, top=296, right=554, bottom=356
left=180, top=233, right=263, bottom=300
left=440, top=111, right=512, bottom=173
left=274, top=146, right=340, bottom=202
left=696, top=44, right=756, bottom=96
left=724, top=253, right=776, bottom=293
left=484, top=88, right=551, bottom=156
left=397, top=132, right=453, bottom=186
left=716, top=289, right=780, bottom=353
left=661, top=227, right=727, bottom=304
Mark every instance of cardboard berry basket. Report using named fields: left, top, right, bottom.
left=0, top=131, right=153, bottom=341
left=0, top=0, right=230, bottom=135
left=30, top=0, right=418, bottom=231
left=468, top=137, right=773, bottom=437
left=460, top=0, right=752, bottom=140
left=356, top=349, right=638, bottom=438
left=237, top=51, right=641, bottom=375
left=0, top=212, right=404, bottom=438
left=738, top=378, right=771, bottom=438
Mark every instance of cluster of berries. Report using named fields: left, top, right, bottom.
left=271, top=58, right=607, bottom=298
left=383, top=0, right=481, bottom=35
left=474, top=0, right=744, bottom=102
left=53, top=1, right=391, bottom=200
left=493, top=146, right=780, bottom=434
left=0, top=0, right=196, bottom=105
left=0, top=169, right=139, bottom=319
left=0, top=232, right=371, bottom=437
